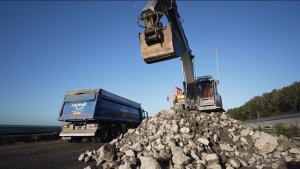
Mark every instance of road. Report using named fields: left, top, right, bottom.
left=0, top=140, right=104, bottom=169
left=1, top=139, right=300, bottom=169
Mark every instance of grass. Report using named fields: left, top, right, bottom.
left=273, top=123, right=300, bottom=139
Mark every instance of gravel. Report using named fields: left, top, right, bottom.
left=78, top=108, right=300, bottom=169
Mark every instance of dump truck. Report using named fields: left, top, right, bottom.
left=58, top=89, right=147, bottom=143
left=137, top=0, right=224, bottom=112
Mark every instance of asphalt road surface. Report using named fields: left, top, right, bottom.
left=0, top=140, right=104, bottom=169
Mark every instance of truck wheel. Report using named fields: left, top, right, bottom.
left=124, top=124, right=131, bottom=133
left=71, top=136, right=83, bottom=143
left=92, top=125, right=111, bottom=143
left=99, top=125, right=111, bottom=142
left=114, top=125, right=122, bottom=139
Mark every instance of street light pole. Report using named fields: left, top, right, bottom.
left=212, top=48, right=220, bottom=94
left=76, top=86, right=79, bottom=90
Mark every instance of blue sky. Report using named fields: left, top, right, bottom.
left=0, top=1, right=299, bottom=126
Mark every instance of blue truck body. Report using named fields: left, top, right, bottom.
left=58, top=89, right=146, bottom=143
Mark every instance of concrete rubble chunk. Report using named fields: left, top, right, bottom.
left=172, top=151, right=191, bottom=165
left=131, top=142, right=143, bottom=152
left=241, top=136, right=254, bottom=147
left=241, top=129, right=251, bottom=136
left=102, top=161, right=118, bottom=169
left=197, top=138, right=209, bottom=145
left=180, top=127, right=190, bottom=133
left=289, top=148, right=300, bottom=154
left=85, top=155, right=92, bottom=163
left=119, top=162, right=132, bottom=169
left=139, top=156, right=161, bottom=169
left=96, top=144, right=116, bottom=166
left=213, top=134, right=219, bottom=142
left=205, top=153, right=219, bottom=161
left=188, top=139, right=197, bottom=147
left=254, top=133, right=278, bottom=153
left=128, top=129, right=135, bottom=134
left=251, top=132, right=260, bottom=140
left=168, top=109, right=176, bottom=114
left=196, top=163, right=205, bottom=169
left=228, top=157, right=241, bottom=168
left=83, top=166, right=96, bottom=169
left=79, top=153, right=87, bottom=161
left=279, top=135, right=289, bottom=141
left=273, top=151, right=281, bottom=159
left=120, top=144, right=130, bottom=152
left=190, top=150, right=200, bottom=161
left=285, top=156, right=294, bottom=162
left=235, top=156, right=248, bottom=167
left=221, top=113, right=227, bottom=119
left=173, top=164, right=184, bottom=169
left=207, top=162, right=222, bottom=169
left=276, top=139, right=291, bottom=152
left=157, top=144, right=165, bottom=150
left=125, top=149, right=135, bottom=156
left=171, top=123, right=179, bottom=133
left=226, top=166, right=234, bottom=169
left=233, top=136, right=240, bottom=142
left=220, top=144, right=234, bottom=152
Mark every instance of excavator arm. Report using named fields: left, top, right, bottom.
left=137, top=0, right=197, bottom=102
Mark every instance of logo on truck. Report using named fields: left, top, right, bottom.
left=71, top=102, right=87, bottom=110
left=121, top=106, right=128, bottom=116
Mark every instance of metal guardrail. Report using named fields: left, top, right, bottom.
left=0, top=125, right=61, bottom=135
left=243, top=113, right=300, bottom=124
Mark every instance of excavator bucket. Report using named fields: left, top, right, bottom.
left=138, top=25, right=185, bottom=64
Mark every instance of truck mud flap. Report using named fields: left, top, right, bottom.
left=59, top=129, right=97, bottom=137
left=138, top=25, right=185, bottom=64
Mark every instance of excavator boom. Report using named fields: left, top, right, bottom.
left=137, top=0, right=196, bottom=99
left=137, top=0, right=224, bottom=112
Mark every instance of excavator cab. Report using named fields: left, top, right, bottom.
left=197, top=76, right=224, bottom=112
left=198, top=77, right=214, bottom=103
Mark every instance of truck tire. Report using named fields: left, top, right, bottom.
left=114, top=125, right=122, bottom=139
left=124, top=124, right=132, bottom=133
left=100, top=125, right=111, bottom=142
left=92, top=125, right=111, bottom=143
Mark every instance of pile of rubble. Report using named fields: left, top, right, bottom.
left=79, top=108, right=300, bottom=169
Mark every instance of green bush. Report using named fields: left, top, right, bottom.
left=273, top=123, right=299, bottom=139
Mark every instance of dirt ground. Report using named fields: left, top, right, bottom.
left=0, top=140, right=104, bottom=169
left=0, top=132, right=61, bottom=145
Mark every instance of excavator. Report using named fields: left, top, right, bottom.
left=137, top=0, right=224, bottom=112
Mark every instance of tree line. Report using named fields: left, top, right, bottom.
left=226, top=81, right=300, bottom=121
